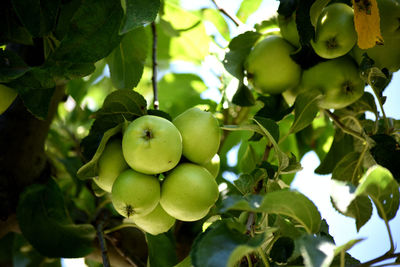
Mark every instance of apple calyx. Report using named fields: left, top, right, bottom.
left=143, top=129, right=154, bottom=141
left=125, top=205, right=135, bottom=218
left=326, top=38, right=339, bottom=50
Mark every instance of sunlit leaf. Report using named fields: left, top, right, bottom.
left=236, top=0, right=263, bottom=23
left=332, top=152, right=363, bottom=184
left=296, top=235, right=335, bottom=267
left=356, top=165, right=400, bottom=221
left=221, top=190, right=321, bottom=234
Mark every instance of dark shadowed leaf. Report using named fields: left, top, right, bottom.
left=255, top=94, right=293, bottom=122
left=223, top=31, right=261, bottom=79
left=107, top=27, right=148, bottom=89
left=16, top=179, right=96, bottom=258
left=11, top=0, right=60, bottom=37
left=0, top=50, right=30, bottom=83
left=315, top=132, right=354, bottom=175
left=370, top=134, right=400, bottom=182
left=7, top=68, right=55, bottom=119
left=51, top=0, right=123, bottom=63
left=191, top=220, right=267, bottom=267
left=270, top=237, right=295, bottom=264
left=232, top=83, right=255, bottom=107
left=147, top=232, right=178, bottom=267
left=332, top=152, right=363, bottom=184
left=120, top=0, right=160, bottom=34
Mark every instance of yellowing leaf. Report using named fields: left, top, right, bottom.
left=352, top=0, right=384, bottom=49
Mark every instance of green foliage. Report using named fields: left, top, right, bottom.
left=1, top=0, right=399, bottom=266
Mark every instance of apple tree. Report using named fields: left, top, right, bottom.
left=0, top=0, right=399, bottom=266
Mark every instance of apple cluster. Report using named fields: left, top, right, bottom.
left=92, top=107, right=221, bottom=235
left=245, top=0, right=400, bottom=108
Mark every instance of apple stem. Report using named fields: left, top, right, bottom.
left=151, top=22, right=159, bottom=110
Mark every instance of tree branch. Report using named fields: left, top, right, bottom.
left=151, top=21, right=159, bottom=110
left=210, top=0, right=243, bottom=27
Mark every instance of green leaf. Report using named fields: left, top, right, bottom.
left=174, top=256, right=192, bottom=267
left=0, top=50, right=30, bottom=83
left=330, top=180, right=373, bottom=231
left=7, top=68, right=55, bottom=119
left=51, top=0, right=123, bottom=63
left=296, top=235, right=336, bottom=267
left=223, top=31, right=261, bottom=79
left=77, top=124, right=123, bottom=179
left=254, top=117, right=289, bottom=173
left=281, top=153, right=303, bottom=174
left=234, top=169, right=267, bottom=196
left=200, top=8, right=230, bottom=41
left=16, top=179, right=96, bottom=258
left=255, top=94, right=293, bottom=122
left=315, top=132, right=354, bottom=175
left=370, top=134, right=400, bottom=182
left=289, top=90, right=322, bottom=134
left=107, top=27, right=148, bottom=90
left=146, top=232, right=178, bottom=267
left=332, top=152, right=363, bottom=184
left=191, top=220, right=267, bottom=267
left=120, top=0, right=160, bottom=34
left=238, top=145, right=259, bottom=174
left=11, top=0, right=60, bottom=37
left=221, top=190, right=321, bottom=234
left=231, top=83, right=255, bottom=107
left=356, top=165, right=400, bottom=221
left=236, top=0, right=263, bottom=22
left=158, top=73, right=213, bottom=118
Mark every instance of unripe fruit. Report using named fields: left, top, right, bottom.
left=129, top=204, right=176, bottom=235
left=93, top=139, right=129, bottom=192
left=201, top=154, right=220, bottom=178
left=160, top=163, right=219, bottom=222
left=173, top=107, right=220, bottom=164
left=245, top=35, right=302, bottom=95
left=111, top=169, right=160, bottom=217
left=122, top=115, right=182, bottom=175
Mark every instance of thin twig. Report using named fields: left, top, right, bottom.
left=105, top=235, right=138, bottom=267
left=358, top=252, right=400, bottom=267
left=324, top=110, right=366, bottom=143
left=210, top=0, right=243, bottom=27
left=96, top=221, right=111, bottom=267
left=151, top=21, right=159, bottom=110
left=371, top=85, right=390, bottom=132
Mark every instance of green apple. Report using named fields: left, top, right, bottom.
left=173, top=107, right=220, bottom=164
left=122, top=115, right=182, bottom=175
left=245, top=35, right=302, bottom=95
left=352, top=0, right=400, bottom=72
left=93, top=139, right=129, bottom=192
left=0, top=84, right=17, bottom=115
left=299, top=56, right=365, bottom=109
left=201, top=154, right=220, bottom=178
left=278, top=12, right=300, bottom=48
left=160, top=163, right=219, bottom=222
left=111, top=169, right=160, bottom=217
left=311, top=3, right=357, bottom=59
left=128, top=203, right=176, bottom=235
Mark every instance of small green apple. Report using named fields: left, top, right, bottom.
left=352, top=0, right=400, bottom=72
left=93, top=139, right=129, bottom=192
left=128, top=203, right=176, bottom=235
left=160, top=163, right=219, bottom=222
left=245, top=35, right=302, bottom=95
left=201, top=154, right=220, bottom=178
left=111, top=169, right=160, bottom=217
left=0, top=84, right=17, bottom=115
left=278, top=12, right=300, bottom=48
left=122, top=115, right=182, bottom=175
left=299, top=56, right=365, bottom=109
left=311, top=3, right=357, bottom=59
left=173, top=107, right=220, bottom=164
